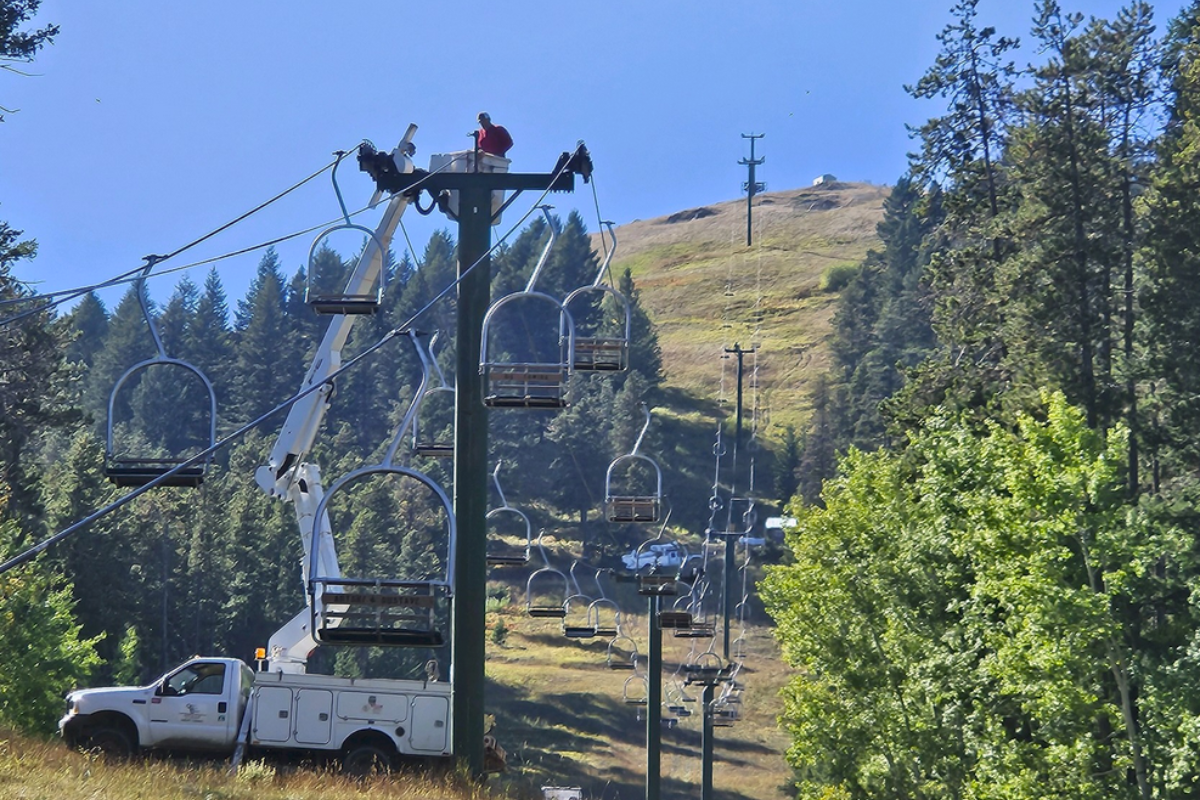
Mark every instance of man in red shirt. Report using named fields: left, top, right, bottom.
left=476, top=112, right=513, bottom=157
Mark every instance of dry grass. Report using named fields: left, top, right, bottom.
left=0, top=728, right=501, bottom=800
left=597, top=182, right=888, bottom=438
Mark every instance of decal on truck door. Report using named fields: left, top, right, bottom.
left=149, top=661, right=232, bottom=748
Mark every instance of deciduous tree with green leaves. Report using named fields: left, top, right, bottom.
left=764, top=393, right=1184, bottom=799
left=0, top=489, right=100, bottom=734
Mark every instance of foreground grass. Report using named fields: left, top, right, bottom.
left=0, top=730, right=508, bottom=800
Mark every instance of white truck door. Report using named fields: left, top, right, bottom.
left=409, top=696, right=449, bottom=752
left=253, top=686, right=293, bottom=743
left=148, top=661, right=235, bottom=749
left=294, top=690, right=333, bottom=745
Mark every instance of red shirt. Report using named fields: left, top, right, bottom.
left=478, top=125, right=513, bottom=157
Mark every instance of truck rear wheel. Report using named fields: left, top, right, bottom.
left=342, top=742, right=395, bottom=777
left=84, top=725, right=134, bottom=759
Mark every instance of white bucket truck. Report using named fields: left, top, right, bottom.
left=60, top=657, right=450, bottom=773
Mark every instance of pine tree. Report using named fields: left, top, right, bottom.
left=830, top=177, right=939, bottom=449
left=131, top=278, right=210, bottom=456
left=773, top=424, right=801, bottom=506
left=0, top=221, right=79, bottom=524
left=231, top=249, right=295, bottom=427
left=86, top=284, right=154, bottom=440
left=546, top=376, right=617, bottom=522
left=0, top=0, right=58, bottom=123
left=185, top=269, right=233, bottom=422
left=39, top=430, right=132, bottom=672
left=903, top=0, right=1020, bottom=418
left=1083, top=2, right=1160, bottom=493
left=618, top=267, right=663, bottom=394
left=64, top=291, right=108, bottom=370
left=1141, top=2, right=1200, bottom=485
left=996, top=2, right=1121, bottom=430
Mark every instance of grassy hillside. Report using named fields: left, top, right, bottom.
left=0, top=729, right=487, bottom=800
left=480, top=184, right=886, bottom=798
left=606, top=182, right=888, bottom=438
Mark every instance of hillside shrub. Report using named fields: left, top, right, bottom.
left=820, top=261, right=859, bottom=292
left=818, top=263, right=859, bottom=292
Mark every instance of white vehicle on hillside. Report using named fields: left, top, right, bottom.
left=622, top=542, right=685, bottom=571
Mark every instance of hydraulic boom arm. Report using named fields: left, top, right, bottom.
left=255, top=125, right=417, bottom=671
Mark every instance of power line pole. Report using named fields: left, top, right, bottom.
left=739, top=133, right=765, bottom=247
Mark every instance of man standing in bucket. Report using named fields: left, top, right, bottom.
left=476, top=112, right=513, bottom=157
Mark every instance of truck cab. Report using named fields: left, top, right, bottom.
left=61, top=657, right=252, bottom=756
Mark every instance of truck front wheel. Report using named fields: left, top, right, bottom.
left=342, top=742, right=395, bottom=777
left=83, top=725, right=135, bottom=759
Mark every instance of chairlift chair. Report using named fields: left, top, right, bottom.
left=604, top=403, right=663, bottom=523
left=525, top=530, right=570, bottom=618
left=561, top=561, right=597, bottom=638
left=624, top=508, right=680, bottom=597
left=485, top=462, right=533, bottom=566
left=586, top=569, right=621, bottom=638
left=665, top=680, right=694, bottom=717
left=673, top=592, right=716, bottom=638
left=622, top=675, right=649, bottom=706
left=562, top=595, right=597, bottom=638
left=305, top=152, right=388, bottom=314
left=563, top=221, right=631, bottom=372
left=732, top=632, right=748, bottom=659
left=683, top=652, right=731, bottom=686
left=308, top=332, right=455, bottom=647
left=480, top=207, right=576, bottom=408
left=658, top=592, right=693, bottom=630
left=105, top=259, right=218, bottom=488
left=710, top=699, right=740, bottom=725
left=605, top=634, right=640, bottom=670
left=667, top=690, right=696, bottom=719
left=412, top=333, right=456, bottom=457
left=674, top=619, right=717, bottom=639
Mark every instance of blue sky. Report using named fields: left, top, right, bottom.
left=1, top=0, right=1187, bottom=310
